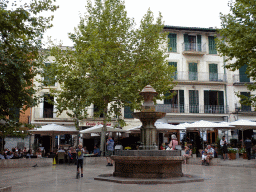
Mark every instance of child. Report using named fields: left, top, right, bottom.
left=76, top=144, right=85, bottom=178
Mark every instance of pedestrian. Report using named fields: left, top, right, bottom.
left=106, top=136, right=114, bottom=166
left=244, top=137, right=252, bottom=160
left=76, top=144, right=85, bottom=178
left=169, top=134, right=178, bottom=150
left=222, top=140, right=228, bottom=160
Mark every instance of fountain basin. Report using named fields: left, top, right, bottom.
left=111, top=150, right=184, bottom=178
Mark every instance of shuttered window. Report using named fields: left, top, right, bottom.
left=168, top=33, right=177, bottom=52
left=189, top=63, right=198, bottom=81
left=209, top=64, right=218, bottom=81
left=189, top=90, right=199, bottom=113
left=239, top=64, right=250, bottom=82
left=168, top=62, right=177, bottom=80
left=179, top=90, right=184, bottom=113
left=208, top=36, right=217, bottom=54
left=240, top=92, right=251, bottom=112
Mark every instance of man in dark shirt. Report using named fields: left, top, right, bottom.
left=244, top=137, right=252, bottom=160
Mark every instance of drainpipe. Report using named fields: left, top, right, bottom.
left=223, top=56, right=229, bottom=141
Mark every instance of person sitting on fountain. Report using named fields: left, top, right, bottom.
left=169, top=134, right=178, bottom=150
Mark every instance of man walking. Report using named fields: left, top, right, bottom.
left=244, top=137, right=252, bottom=160
left=106, top=136, right=114, bottom=166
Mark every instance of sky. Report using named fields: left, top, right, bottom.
left=43, top=0, right=231, bottom=46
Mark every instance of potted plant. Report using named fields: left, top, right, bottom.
left=239, top=148, right=247, bottom=159
left=228, top=148, right=237, bottom=160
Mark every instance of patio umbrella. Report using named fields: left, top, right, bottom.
left=229, top=119, right=256, bottom=146
left=128, top=122, right=186, bottom=131
left=79, top=124, right=127, bottom=134
left=180, top=120, right=235, bottom=148
left=29, top=124, right=79, bottom=151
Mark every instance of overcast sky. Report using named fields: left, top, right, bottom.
left=43, top=0, right=231, bottom=46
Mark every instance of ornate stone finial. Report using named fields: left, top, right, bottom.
left=140, top=85, right=158, bottom=112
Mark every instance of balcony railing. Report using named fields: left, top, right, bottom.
left=182, top=43, right=206, bottom=54
left=233, top=74, right=253, bottom=83
left=33, top=108, right=110, bottom=119
left=173, top=71, right=226, bottom=82
left=156, top=104, right=229, bottom=114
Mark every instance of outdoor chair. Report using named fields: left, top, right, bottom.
left=58, top=152, right=65, bottom=164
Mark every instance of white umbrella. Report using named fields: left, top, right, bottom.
left=29, top=124, right=79, bottom=151
left=229, top=119, right=256, bottom=146
left=129, top=122, right=185, bottom=131
left=79, top=124, right=127, bottom=134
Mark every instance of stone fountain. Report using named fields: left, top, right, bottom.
left=111, top=85, right=183, bottom=178
left=95, top=85, right=204, bottom=184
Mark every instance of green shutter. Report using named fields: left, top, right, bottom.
left=218, top=91, right=224, bottom=113
left=179, top=90, right=184, bottom=113
left=168, top=62, right=177, bottom=80
left=189, top=90, right=199, bottom=113
left=184, top=34, right=189, bottom=51
left=239, top=64, right=250, bottom=82
left=189, top=63, right=198, bottom=81
left=240, top=92, right=251, bottom=111
left=204, top=91, right=210, bottom=113
left=124, top=105, right=133, bottom=118
left=164, top=91, right=172, bottom=104
left=197, top=35, right=201, bottom=51
left=9, top=108, right=20, bottom=122
left=208, top=36, right=217, bottom=54
left=209, top=64, right=218, bottom=81
left=168, top=33, right=177, bottom=52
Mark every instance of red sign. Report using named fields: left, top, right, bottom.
left=85, top=122, right=112, bottom=126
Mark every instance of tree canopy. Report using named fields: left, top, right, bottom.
left=0, top=0, right=58, bottom=139
left=216, top=0, right=256, bottom=106
left=45, top=0, right=176, bottom=152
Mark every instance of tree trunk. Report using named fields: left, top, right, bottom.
left=100, top=107, right=108, bottom=156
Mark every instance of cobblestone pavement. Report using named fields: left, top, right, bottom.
left=0, top=158, right=256, bottom=192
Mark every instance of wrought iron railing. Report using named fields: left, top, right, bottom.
left=233, top=74, right=253, bottom=83
left=173, top=71, right=226, bottom=82
left=182, top=43, right=206, bottom=53
left=156, top=104, right=229, bottom=114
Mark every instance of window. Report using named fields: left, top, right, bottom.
left=44, top=63, right=55, bottom=86
left=43, top=94, right=54, bottom=118
left=240, top=92, right=251, bottom=112
left=204, top=91, right=224, bottom=113
left=184, top=34, right=201, bottom=51
left=124, top=105, right=133, bottom=118
left=9, top=108, right=20, bottom=122
left=209, top=64, right=218, bottom=81
left=164, top=90, right=184, bottom=113
left=239, top=64, right=250, bottom=82
left=168, top=62, right=177, bottom=80
left=94, top=104, right=104, bottom=118
left=208, top=36, right=217, bottom=54
left=189, top=63, right=198, bottom=81
left=189, top=90, right=199, bottom=113
left=168, top=33, right=177, bottom=52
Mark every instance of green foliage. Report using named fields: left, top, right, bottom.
left=239, top=148, right=246, bottom=154
left=44, top=0, right=175, bottom=153
left=228, top=148, right=237, bottom=154
left=0, top=0, right=58, bottom=139
left=216, top=0, right=256, bottom=107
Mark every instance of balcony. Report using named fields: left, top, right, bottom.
left=156, top=104, right=229, bottom=114
left=233, top=74, right=254, bottom=85
left=173, top=72, right=226, bottom=84
left=182, top=43, right=206, bottom=55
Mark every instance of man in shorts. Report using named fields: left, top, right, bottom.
left=204, top=145, right=214, bottom=166
left=76, top=144, right=85, bottom=178
left=106, top=136, right=114, bottom=166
